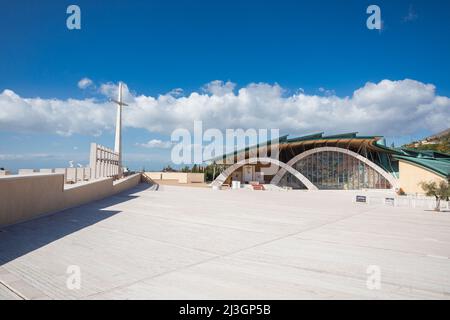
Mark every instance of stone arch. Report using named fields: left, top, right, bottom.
left=211, top=157, right=318, bottom=190
left=270, top=146, right=399, bottom=189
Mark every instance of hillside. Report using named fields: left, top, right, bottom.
left=404, top=128, right=450, bottom=154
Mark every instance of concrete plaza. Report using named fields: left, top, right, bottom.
left=0, top=184, right=449, bottom=299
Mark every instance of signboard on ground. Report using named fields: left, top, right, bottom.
left=356, top=195, right=367, bottom=203
left=385, top=197, right=395, bottom=206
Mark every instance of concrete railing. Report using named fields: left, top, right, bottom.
left=143, top=172, right=204, bottom=183
left=17, top=167, right=93, bottom=184
left=0, top=173, right=142, bottom=227
left=357, top=193, right=450, bottom=210
left=89, top=143, right=120, bottom=179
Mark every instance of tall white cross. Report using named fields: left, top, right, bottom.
left=111, top=82, right=128, bottom=178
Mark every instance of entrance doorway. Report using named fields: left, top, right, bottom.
left=242, top=165, right=254, bottom=183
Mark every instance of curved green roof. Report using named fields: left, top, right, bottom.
left=394, top=155, right=450, bottom=178
left=208, top=131, right=450, bottom=175
left=286, top=132, right=381, bottom=143
left=208, top=132, right=383, bottom=162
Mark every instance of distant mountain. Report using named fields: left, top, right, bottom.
left=426, top=128, right=450, bottom=141
left=404, top=128, right=450, bottom=154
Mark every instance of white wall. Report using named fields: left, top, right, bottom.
left=0, top=173, right=142, bottom=227
left=143, top=172, right=204, bottom=183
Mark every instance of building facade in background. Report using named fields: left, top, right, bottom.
left=211, top=132, right=450, bottom=194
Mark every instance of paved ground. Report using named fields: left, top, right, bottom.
left=152, top=179, right=210, bottom=188
left=0, top=183, right=449, bottom=300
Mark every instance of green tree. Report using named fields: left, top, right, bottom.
left=419, top=180, right=450, bottom=211
left=201, top=161, right=225, bottom=182
left=162, top=165, right=176, bottom=172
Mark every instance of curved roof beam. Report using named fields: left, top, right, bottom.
left=270, top=146, right=399, bottom=189
left=211, top=157, right=318, bottom=190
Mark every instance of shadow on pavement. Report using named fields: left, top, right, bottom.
left=0, top=183, right=152, bottom=266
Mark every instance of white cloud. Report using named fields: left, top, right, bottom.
left=167, top=88, right=184, bottom=97
left=0, top=153, right=78, bottom=161
left=99, top=82, right=134, bottom=102
left=77, top=77, right=93, bottom=89
left=0, top=153, right=52, bottom=161
left=0, top=89, right=114, bottom=136
left=1, top=79, right=449, bottom=137
left=137, top=139, right=173, bottom=149
left=202, top=80, right=236, bottom=96
left=318, top=87, right=336, bottom=96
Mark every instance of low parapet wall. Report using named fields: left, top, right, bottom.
left=113, top=173, right=142, bottom=194
left=18, top=167, right=93, bottom=184
left=143, top=172, right=204, bottom=183
left=0, top=173, right=142, bottom=227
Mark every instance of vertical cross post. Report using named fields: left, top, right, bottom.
left=112, top=82, right=128, bottom=179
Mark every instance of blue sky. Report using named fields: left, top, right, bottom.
left=1, top=0, right=450, bottom=172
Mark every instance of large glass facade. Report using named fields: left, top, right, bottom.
left=279, top=151, right=392, bottom=190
